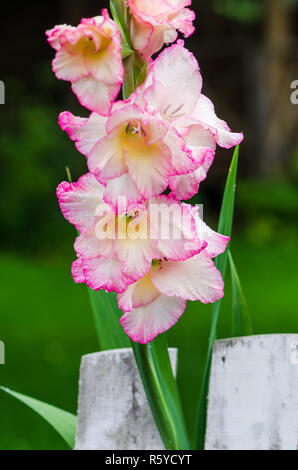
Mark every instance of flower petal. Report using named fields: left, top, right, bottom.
left=163, top=129, right=196, bottom=175
left=103, top=174, right=143, bottom=209
left=169, top=150, right=214, bottom=200
left=151, top=251, right=224, bottom=303
left=192, top=94, right=244, bottom=149
left=56, top=173, right=104, bottom=232
left=144, top=42, right=202, bottom=119
left=192, top=210, right=230, bottom=258
left=183, top=125, right=216, bottom=163
left=120, top=294, right=186, bottom=343
left=74, top=230, right=113, bottom=258
left=130, top=16, right=154, bottom=60
left=71, top=258, right=85, bottom=283
left=84, top=45, right=123, bottom=85
left=148, top=196, right=203, bottom=261
left=72, top=76, right=121, bottom=115
left=58, top=111, right=107, bottom=156
left=124, top=139, right=172, bottom=200
left=52, top=47, right=88, bottom=81
left=88, top=131, right=127, bottom=183
left=83, top=256, right=132, bottom=293
left=118, top=272, right=160, bottom=312
left=115, top=223, right=158, bottom=281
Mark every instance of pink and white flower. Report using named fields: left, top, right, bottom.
left=128, top=0, right=195, bottom=60
left=140, top=41, right=244, bottom=199
left=46, top=10, right=124, bottom=115
left=59, top=103, right=198, bottom=208
left=118, top=231, right=228, bottom=344
left=57, top=173, right=206, bottom=291
left=57, top=173, right=229, bottom=342
left=59, top=42, right=243, bottom=206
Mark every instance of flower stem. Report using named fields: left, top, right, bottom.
left=122, top=51, right=190, bottom=451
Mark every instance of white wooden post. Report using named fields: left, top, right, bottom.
left=75, top=348, right=177, bottom=450
left=205, top=334, right=298, bottom=450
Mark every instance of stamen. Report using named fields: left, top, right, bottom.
left=163, top=104, right=171, bottom=115
left=170, top=112, right=185, bottom=119
left=132, top=122, right=141, bottom=135
left=126, top=122, right=132, bottom=133
left=171, top=103, right=184, bottom=115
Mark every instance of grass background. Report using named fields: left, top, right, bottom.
left=0, top=235, right=297, bottom=449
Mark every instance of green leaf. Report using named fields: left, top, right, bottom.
left=123, top=53, right=137, bottom=99
left=121, top=43, right=134, bottom=60
left=195, top=145, right=239, bottom=449
left=228, top=250, right=253, bottom=337
left=0, top=386, right=77, bottom=448
left=135, top=61, right=148, bottom=88
left=88, top=288, right=130, bottom=350
left=131, top=336, right=190, bottom=450
left=110, top=0, right=131, bottom=46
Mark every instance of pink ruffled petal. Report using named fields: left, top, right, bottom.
left=115, top=228, right=159, bottom=281
left=71, top=77, right=121, bottom=116
left=192, top=211, right=230, bottom=258
left=83, top=256, right=132, bottom=294
left=52, top=47, right=88, bottom=81
left=148, top=196, right=203, bottom=261
left=71, top=258, right=85, bottom=283
left=118, top=272, right=160, bottom=312
left=124, top=139, right=172, bottom=200
left=84, top=44, right=123, bottom=85
left=74, top=230, right=113, bottom=258
left=192, top=94, right=244, bottom=149
left=103, top=174, right=143, bottom=209
left=144, top=42, right=202, bottom=118
left=128, top=0, right=195, bottom=60
left=183, top=125, right=216, bottom=163
left=47, top=11, right=124, bottom=115
left=120, top=294, right=186, bottom=343
left=163, top=129, right=196, bottom=175
left=56, top=173, right=105, bottom=232
left=169, top=151, right=214, bottom=200
left=130, top=16, right=154, bottom=58
left=87, top=131, right=127, bottom=183
left=151, top=251, right=224, bottom=303
left=58, top=111, right=107, bottom=156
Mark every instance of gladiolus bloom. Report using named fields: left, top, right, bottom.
left=139, top=41, right=244, bottom=199
left=128, top=0, right=195, bottom=60
left=57, top=173, right=229, bottom=342
left=46, top=9, right=124, bottom=115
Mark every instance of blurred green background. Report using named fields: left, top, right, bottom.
left=0, top=0, right=298, bottom=449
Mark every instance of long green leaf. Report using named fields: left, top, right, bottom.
left=0, top=386, right=77, bottom=448
left=110, top=0, right=131, bottom=47
left=131, top=336, right=190, bottom=450
left=195, top=145, right=239, bottom=449
left=88, top=289, right=130, bottom=350
left=228, top=250, right=253, bottom=337
left=123, top=53, right=137, bottom=100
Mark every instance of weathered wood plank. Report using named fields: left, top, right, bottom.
left=75, top=348, right=177, bottom=450
left=205, top=334, right=298, bottom=450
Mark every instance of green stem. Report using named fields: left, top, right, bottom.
left=121, top=49, right=190, bottom=451
left=131, top=337, right=190, bottom=450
